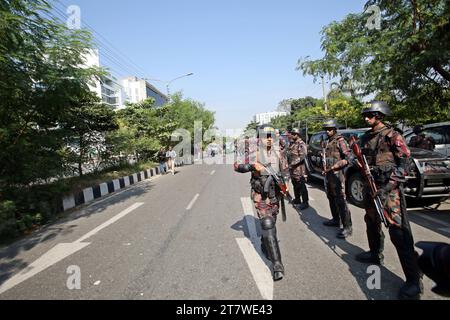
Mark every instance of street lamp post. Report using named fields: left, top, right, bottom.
left=166, top=73, right=194, bottom=103
left=143, top=72, right=194, bottom=104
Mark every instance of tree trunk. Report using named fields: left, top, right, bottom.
left=78, top=136, right=84, bottom=177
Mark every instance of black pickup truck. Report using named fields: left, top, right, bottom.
left=306, top=128, right=450, bottom=208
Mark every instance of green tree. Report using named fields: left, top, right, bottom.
left=290, top=96, right=320, bottom=114
left=244, top=120, right=259, bottom=133
left=61, top=93, right=118, bottom=177
left=0, top=0, right=105, bottom=186
left=297, top=0, right=450, bottom=125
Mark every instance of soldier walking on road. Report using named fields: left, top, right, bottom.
left=356, top=101, right=423, bottom=300
left=321, top=120, right=353, bottom=239
left=234, top=124, right=289, bottom=281
left=288, top=128, right=309, bottom=210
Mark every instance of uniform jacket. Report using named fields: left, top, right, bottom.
left=324, top=134, right=350, bottom=171
left=359, top=125, right=411, bottom=186
left=288, top=138, right=307, bottom=180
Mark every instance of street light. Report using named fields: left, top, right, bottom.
left=166, top=73, right=194, bottom=102
left=143, top=73, right=194, bottom=103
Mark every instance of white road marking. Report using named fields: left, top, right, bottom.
left=236, top=197, right=274, bottom=300
left=210, top=170, right=216, bottom=175
left=236, top=238, right=273, bottom=300
left=186, top=194, right=200, bottom=211
left=0, top=203, right=144, bottom=295
left=0, top=242, right=90, bottom=295
left=76, top=202, right=144, bottom=243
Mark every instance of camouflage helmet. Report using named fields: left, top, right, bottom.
left=257, top=124, right=276, bottom=138
left=361, top=100, right=392, bottom=117
left=290, top=128, right=301, bottom=136
left=322, top=119, right=339, bottom=129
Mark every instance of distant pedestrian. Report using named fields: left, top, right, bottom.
left=166, top=146, right=177, bottom=175
left=157, top=147, right=167, bottom=175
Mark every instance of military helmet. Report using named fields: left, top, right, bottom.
left=361, top=100, right=392, bottom=117
left=322, top=119, right=339, bottom=129
left=413, top=125, right=424, bottom=134
left=257, top=124, right=276, bottom=138
left=290, top=128, right=301, bottom=136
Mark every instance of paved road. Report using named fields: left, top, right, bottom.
left=0, top=162, right=449, bottom=300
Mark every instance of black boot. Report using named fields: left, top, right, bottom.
left=389, top=224, right=423, bottom=300
left=398, top=280, right=423, bottom=300
left=355, top=251, right=384, bottom=265
left=261, top=216, right=285, bottom=281
left=298, top=202, right=309, bottom=210
left=323, top=219, right=340, bottom=227
left=358, top=212, right=385, bottom=264
left=337, top=226, right=353, bottom=239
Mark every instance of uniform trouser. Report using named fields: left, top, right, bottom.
left=292, top=176, right=308, bottom=204
left=364, top=186, right=421, bottom=283
left=252, top=190, right=283, bottom=271
left=326, top=171, right=352, bottom=228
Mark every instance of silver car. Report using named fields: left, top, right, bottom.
left=404, top=121, right=450, bottom=157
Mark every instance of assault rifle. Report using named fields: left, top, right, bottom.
left=349, top=136, right=400, bottom=228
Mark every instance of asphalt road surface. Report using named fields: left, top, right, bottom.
left=1, top=161, right=449, bottom=300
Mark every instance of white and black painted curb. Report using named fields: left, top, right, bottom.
left=60, top=159, right=191, bottom=213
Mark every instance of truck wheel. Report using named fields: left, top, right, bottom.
left=347, top=172, right=365, bottom=208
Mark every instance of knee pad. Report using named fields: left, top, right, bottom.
left=261, top=216, right=275, bottom=230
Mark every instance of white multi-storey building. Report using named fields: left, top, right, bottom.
left=83, top=49, right=167, bottom=109
left=121, top=76, right=167, bottom=107
left=254, top=111, right=288, bottom=125
left=83, top=49, right=124, bottom=109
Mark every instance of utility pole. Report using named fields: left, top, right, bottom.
left=322, top=74, right=328, bottom=113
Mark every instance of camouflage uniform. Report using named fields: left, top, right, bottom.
left=248, top=144, right=289, bottom=219
left=288, top=138, right=309, bottom=205
left=408, top=134, right=435, bottom=151
left=359, top=125, right=422, bottom=292
left=324, top=133, right=352, bottom=229
left=234, top=134, right=288, bottom=280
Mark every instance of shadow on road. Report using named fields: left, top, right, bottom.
left=0, top=181, right=156, bottom=286
left=231, top=216, right=272, bottom=271
left=294, top=205, right=405, bottom=300
left=407, top=208, right=450, bottom=239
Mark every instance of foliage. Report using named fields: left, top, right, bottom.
left=297, top=0, right=450, bottom=125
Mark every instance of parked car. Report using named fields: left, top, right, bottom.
left=306, top=128, right=450, bottom=208
left=404, top=121, right=450, bottom=157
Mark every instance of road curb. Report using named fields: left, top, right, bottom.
left=60, top=159, right=192, bottom=213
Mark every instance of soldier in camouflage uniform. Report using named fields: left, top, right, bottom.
left=356, top=101, right=423, bottom=300
left=321, top=120, right=353, bottom=239
left=288, top=128, right=309, bottom=210
left=408, top=125, right=436, bottom=151
left=234, top=124, right=289, bottom=281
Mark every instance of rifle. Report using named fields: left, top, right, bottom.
left=349, top=136, right=399, bottom=228
left=321, top=140, right=328, bottom=190
left=262, top=163, right=293, bottom=222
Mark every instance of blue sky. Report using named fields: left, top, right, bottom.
left=53, top=0, right=367, bottom=130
